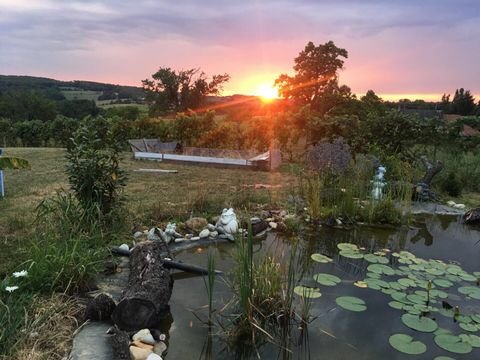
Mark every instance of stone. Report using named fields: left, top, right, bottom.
left=147, top=228, right=167, bottom=243
left=209, top=231, right=218, bottom=238
left=174, top=238, right=185, bottom=243
left=119, top=243, right=129, bottom=251
left=207, top=223, right=216, bottom=231
left=132, top=329, right=155, bottom=345
left=131, top=340, right=154, bottom=350
left=185, top=217, right=208, bottom=233
left=453, top=203, right=465, bottom=210
left=279, top=210, right=287, bottom=217
left=147, top=353, right=163, bottom=360
left=133, top=231, right=144, bottom=239
left=153, top=341, right=167, bottom=356
left=190, top=236, right=200, bottom=241
left=199, top=229, right=210, bottom=239
left=185, top=233, right=193, bottom=239
left=447, top=200, right=456, bottom=207
left=268, top=221, right=278, bottom=229
left=130, top=345, right=152, bottom=360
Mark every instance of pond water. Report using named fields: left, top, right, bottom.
left=164, top=215, right=480, bottom=359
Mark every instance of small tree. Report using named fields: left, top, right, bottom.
left=65, top=116, right=126, bottom=215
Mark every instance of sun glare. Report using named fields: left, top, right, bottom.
left=255, top=84, right=279, bottom=102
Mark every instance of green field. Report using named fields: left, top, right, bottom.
left=0, top=147, right=291, bottom=274
left=60, top=90, right=102, bottom=101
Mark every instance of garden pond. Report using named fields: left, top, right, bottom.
left=163, top=214, right=480, bottom=359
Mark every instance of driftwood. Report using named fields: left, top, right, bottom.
left=110, top=330, right=131, bottom=360
left=419, top=156, right=444, bottom=186
left=112, top=241, right=173, bottom=331
left=413, top=156, right=444, bottom=201
left=85, top=293, right=116, bottom=321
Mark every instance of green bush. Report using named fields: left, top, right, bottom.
left=65, top=116, right=126, bottom=216
left=369, top=199, right=402, bottom=225
left=441, top=171, right=462, bottom=197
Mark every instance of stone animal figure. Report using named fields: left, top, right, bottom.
left=216, top=208, right=238, bottom=241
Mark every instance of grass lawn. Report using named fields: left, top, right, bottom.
left=0, top=147, right=295, bottom=275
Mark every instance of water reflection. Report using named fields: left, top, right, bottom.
left=166, top=215, right=480, bottom=359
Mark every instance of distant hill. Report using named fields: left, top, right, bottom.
left=0, top=75, right=145, bottom=103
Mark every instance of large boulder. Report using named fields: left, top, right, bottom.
left=464, top=208, right=480, bottom=225
left=185, top=217, right=208, bottom=234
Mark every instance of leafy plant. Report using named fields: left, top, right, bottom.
left=65, top=116, right=126, bottom=216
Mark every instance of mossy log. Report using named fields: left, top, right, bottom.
left=112, top=241, right=173, bottom=331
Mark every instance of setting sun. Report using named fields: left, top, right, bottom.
left=254, top=84, right=279, bottom=102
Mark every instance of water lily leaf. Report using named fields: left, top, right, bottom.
left=407, top=294, right=427, bottom=305
left=438, top=308, right=455, bottom=318
left=381, top=288, right=394, bottom=295
left=366, top=272, right=381, bottom=279
left=365, top=278, right=389, bottom=290
left=473, top=271, right=480, bottom=277
left=339, top=250, right=364, bottom=259
left=293, top=286, right=321, bottom=298
left=314, top=273, right=341, bottom=286
left=445, top=274, right=462, bottom=283
left=430, top=289, right=448, bottom=299
left=399, top=251, right=416, bottom=259
left=311, top=253, right=333, bottom=263
left=388, top=301, right=405, bottom=310
left=459, top=272, right=477, bottom=282
left=458, top=286, right=480, bottom=300
left=398, top=278, right=417, bottom=287
left=391, top=291, right=412, bottom=304
left=389, top=333, right=426, bottom=355
left=367, top=264, right=395, bottom=276
left=433, top=279, right=454, bottom=288
left=404, top=305, right=422, bottom=315
left=433, top=357, right=455, bottom=360
left=410, top=264, right=425, bottom=271
left=459, top=322, right=479, bottom=332
left=389, top=282, right=406, bottom=291
left=459, top=334, right=480, bottom=347
left=335, top=296, right=367, bottom=312
left=398, top=258, right=413, bottom=265
left=472, top=314, right=480, bottom=324
left=434, top=334, right=472, bottom=354
left=337, top=243, right=358, bottom=251
left=456, top=315, right=472, bottom=324
left=401, top=313, right=438, bottom=332
left=435, top=328, right=453, bottom=336
left=426, top=267, right=445, bottom=276
left=364, top=253, right=388, bottom=264
left=447, top=266, right=463, bottom=275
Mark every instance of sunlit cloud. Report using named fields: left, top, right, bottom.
left=0, top=0, right=479, bottom=98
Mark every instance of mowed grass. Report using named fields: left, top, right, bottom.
left=60, top=90, right=102, bottom=101
left=0, top=147, right=294, bottom=274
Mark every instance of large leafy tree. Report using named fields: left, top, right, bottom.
left=142, top=68, right=230, bottom=115
left=275, top=41, right=351, bottom=114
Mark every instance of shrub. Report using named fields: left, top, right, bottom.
left=65, top=116, right=126, bottom=216
left=369, top=199, right=402, bottom=225
left=441, top=171, right=462, bottom=197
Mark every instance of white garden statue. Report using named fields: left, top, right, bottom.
left=216, top=208, right=238, bottom=241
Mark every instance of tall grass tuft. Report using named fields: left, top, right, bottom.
left=205, top=250, right=216, bottom=325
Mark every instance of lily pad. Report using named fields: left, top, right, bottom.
left=335, top=296, right=367, bottom=312
left=314, top=273, right=341, bottom=286
left=339, top=250, right=364, bottom=259
left=401, top=313, right=438, bottom=332
left=364, top=253, right=388, bottom=264
left=398, top=278, right=417, bottom=287
left=459, top=272, right=477, bottom=282
left=459, top=322, right=479, bottom=332
left=388, top=301, right=405, bottom=310
left=458, top=286, right=480, bottom=300
left=293, top=286, right=321, bottom=298
left=388, top=333, right=426, bottom=355
left=433, top=357, right=455, bottom=360
left=311, top=253, right=333, bottom=263
left=433, top=279, right=453, bottom=288
left=365, top=278, right=389, bottom=290
left=434, top=334, right=472, bottom=354
left=459, top=334, right=480, bottom=347
left=337, top=243, right=358, bottom=251
left=367, top=264, right=395, bottom=276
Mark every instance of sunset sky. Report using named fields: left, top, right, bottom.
left=0, top=0, right=479, bottom=101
